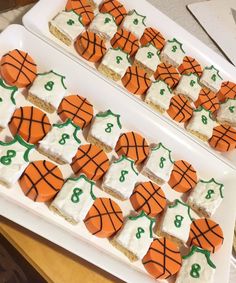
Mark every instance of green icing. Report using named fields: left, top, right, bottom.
left=190, top=263, right=201, bottom=278
left=0, top=78, right=18, bottom=105
left=204, top=65, right=223, bottom=80
left=119, top=170, right=129, bottom=182
left=109, top=47, right=131, bottom=64
left=168, top=38, right=185, bottom=54
left=71, top=187, right=83, bottom=203
left=151, top=142, right=174, bottom=164
left=0, top=150, right=16, bottom=165
left=53, top=119, right=81, bottom=145
left=198, top=178, right=224, bottom=199
left=37, top=70, right=67, bottom=90
left=114, top=155, right=138, bottom=176
left=96, top=109, right=122, bottom=129
left=193, top=106, right=215, bottom=122
left=129, top=9, right=146, bottom=26
left=169, top=199, right=193, bottom=221
left=105, top=123, right=114, bottom=133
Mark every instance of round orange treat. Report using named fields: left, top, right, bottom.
left=140, top=27, right=165, bottom=50
left=71, top=144, right=109, bottom=181
left=189, top=218, right=224, bottom=253
left=167, top=94, right=193, bottom=123
left=65, top=0, right=94, bottom=25
left=142, top=237, right=182, bottom=279
left=58, top=94, right=94, bottom=129
left=154, top=63, right=180, bottom=89
left=195, top=88, right=220, bottom=113
left=9, top=106, right=51, bottom=144
left=121, top=66, right=151, bottom=95
left=0, top=49, right=37, bottom=88
left=84, top=197, right=124, bottom=238
left=217, top=81, right=236, bottom=102
left=178, top=56, right=203, bottom=77
left=130, top=181, right=166, bottom=217
left=99, top=0, right=127, bottom=25
left=110, top=29, right=139, bottom=56
left=75, top=31, right=106, bottom=62
left=168, top=160, right=197, bottom=193
left=19, top=160, right=64, bottom=202
left=209, top=125, right=236, bottom=152
left=115, top=131, right=150, bottom=164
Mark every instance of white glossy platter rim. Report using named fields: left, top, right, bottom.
left=22, top=0, right=236, bottom=170
left=0, top=25, right=235, bottom=283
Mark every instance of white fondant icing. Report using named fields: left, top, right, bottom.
left=89, top=13, right=117, bottom=39
left=121, top=10, right=146, bottom=39
left=161, top=38, right=185, bottom=67
left=135, top=44, right=160, bottom=72
left=200, top=66, right=223, bottom=93
left=217, top=99, right=236, bottom=126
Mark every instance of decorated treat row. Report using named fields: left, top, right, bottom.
left=0, top=46, right=225, bottom=282
left=48, top=0, right=236, bottom=154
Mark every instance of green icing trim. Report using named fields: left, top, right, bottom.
left=182, top=246, right=216, bottom=269
left=180, top=73, right=201, bottom=86
left=169, top=199, right=193, bottom=221
left=128, top=210, right=155, bottom=238
left=96, top=109, right=122, bottom=129
left=37, top=70, right=67, bottom=90
left=167, top=38, right=185, bottom=54
left=139, top=43, right=161, bottom=60
left=109, top=47, right=131, bottom=64
left=151, top=79, right=173, bottom=94
left=129, top=9, right=146, bottom=26
left=61, top=10, right=84, bottom=27
left=114, top=155, right=138, bottom=175
left=99, top=12, right=117, bottom=26
left=199, top=178, right=224, bottom=199
left=204, top=65, right=223, bottom=80
left=151, top=142, right=174, bottom=164
left=0, top=78, right=18, bottom=105
left=193, top=106, right=215, bottom=121
left=53, top=119, right=81, bottom=145
left=0, top=135, right=34, bottom=162
left=66, top=174, right=96, bottom=200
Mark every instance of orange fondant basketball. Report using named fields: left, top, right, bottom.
left=195, top=88, right=220, bottom=113
left=0, top=49, right=37, bottom=88
left=167, top=94, right=193, bottom=123
left=217, top=81, right=236, bottom=102
left=99, top=0, right=127, bottom=25
left=75, top=31, right=107, bottom=62
left=142, top=237, right=182, bottom=279
left=154, top=63, right=180, bottom=89
left=140, top=27, right=165, bottom=50
left=115, top=131, right=150, bottom=164
left=110, top=29, right=139, bottom=56
left=84, top=197, right=124, bottom=238
left=209, top=125, right=236, bottom=152
left=130, top=181, right=166, bottom=217
left=58, top=94, right=94, bottom=129
left=19, top=160, right=64, bottom=202
left=9, top=106, right=51, bottom=144
left=121, top=66, right=151, bottom=95
left=71, top=144, right=109, bottom=181
left=189, top=218, right=224, bottom=253
left=65, top=0, right=94, bottom=25
left=168, top=160, right=197, bottom=193
left=178, top=56, right=203, bottom=77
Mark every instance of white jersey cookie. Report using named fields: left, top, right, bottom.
left=161, top=38, right=185, bottom=67
left=0, top=135, right=34, bottom=187
left=102, top=155, right=138, bottom=200
left=0, top=78, right=18, bottom=129
left=217, top=98, right=236, bottom=127
left=51, top=174, right=96, bottom=224
left=121, top=10, right=146, bottom=38
left=200, top=66, right=223, bottom=93
left=39, top=119, right=82, bottom=164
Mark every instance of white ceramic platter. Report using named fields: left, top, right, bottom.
left=22, top=0, right=236, bottom=170
left=0, top=25, right=235, bottom=283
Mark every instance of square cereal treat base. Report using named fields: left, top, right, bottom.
left=110, top=238, right=138, bottom=262
left=102, top=185, right=126, bottom=201
left=37, top=147, right=66, bottom=165
left=154, top=223, right=184, bottom=247
left=144, top=99, right=165, bottom=114
left=49, top=22, right=72, bottom=46
left=187, top=128, right=209, bottom=142
left=187, top=199, right=210, bottom=218
left=27, top=93, right=55, bottom=113
left=50, top=205, right=77, bottom=225
left=97, top=63, right=122, bottom=82
left=142, top=168, right=165, bottom=185
left=133, top=59, right=154, bottom=78
left=87, top=134, right=113, bottom=153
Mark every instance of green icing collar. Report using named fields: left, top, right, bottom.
left=151, top=142, right=174, bottom=164
left=204, top=65, right=223, bottom=80
left=199, top=178, right=224, bottom=199
left=96, top=109, right=122, bottom=129
left=169, top=199, right=193, bottom=221
left=37, top=70, right=67, bottom=90
left=0, top=78, right=18, bottom=105
left=193, top=106, right=215, bottom=121
left=129, top=9, right=146, bottom=26
left=114, top=155, right=138, bottom=175
left=53, top=119, right=81, bottom=145
left=168, top=38, right=185, bottom=54
left=152, top=79, right=172, bottom=93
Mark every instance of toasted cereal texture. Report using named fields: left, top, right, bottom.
left=97, top=63, right=121, bottom=82
left=87, top=133, right=113, bottom=153
left=49, top=22, right=71, bottom=46
left=27, top=93, right=55, bottom=113
left=110, top=238, right=138, bottom=262
left=133, top=59, right=154, bottom=78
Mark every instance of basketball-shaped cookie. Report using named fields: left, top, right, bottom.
left=58, top=94, right=94, bottom=129
left=71, top=144, right=109, bottom=181
left=142, top=237, right=182, bottom=279
left=84, top=197, right=124, bottom=238
left=130, top=181, right=166, bottom=217
left=154, top=63, right=180, bottom=89
left=75, top=31, right=107, bottom=62
left=115, top=131, right=150, bottom=164
left=99, top=0, right=127, bottom=25
left=209, top=125, right=236, bottom=152
left=189, top=218, right=224, bottom=253
left=65, top=0, right=94, bottom=25
left=110, top=29, right=139, bottom=56
left=178, top=56, right=203, bottom=77
left=217, top=81, right=236, bottom=102
left=195, top=88, right=220, bottom=113
left=9, top=106, right=51, bottom=144
left=19, top=160, right=64, bottom=202
left=167, top=95, right=193, bottom=123
left=140, top=27, right=165, bottom=50
left=121, top=66, right=151, bottom=95
left=168, top=160, right=197, bottom=193
left=0, top=49, right=37, bottom=88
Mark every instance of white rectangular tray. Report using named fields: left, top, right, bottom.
left=22, top=0, right=236, bottom=170
left=0, top=25, right=235, bottom=283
